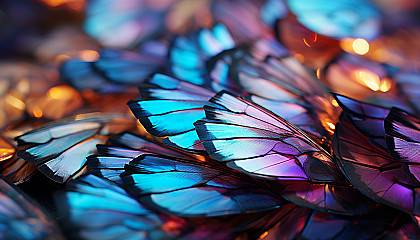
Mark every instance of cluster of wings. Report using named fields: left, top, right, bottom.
left=1, top=0, right=420, bottom=239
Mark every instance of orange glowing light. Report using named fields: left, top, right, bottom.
left=259, top=231, right=269, bottom=239
left=352, top=38, right=369, bottom=55
left=79, top=50, right=99, bottom=62
left=331, top=99, right=339, bottom=107
left=303, top=38, right=311, bottom=47
left=353, top=70, right=380, bottom=91
left=47, top=85, right=78, bottom=100
left=340, top=38, right=370, bottom=55
left=326, top=122, right=336, bottom=130
left=316, top=68, right=321, bottom=79
left=33, top=106, right=43, bottom=118
left=379, top=78, right=392, bottom=92
left=40, top=0, right=85, bottom=10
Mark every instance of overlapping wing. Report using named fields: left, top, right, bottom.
left=15, top=113, right=134, bottom=183
left=121, top=154, right=285, bottom=217
left=128, top=74, right=217, bottom=154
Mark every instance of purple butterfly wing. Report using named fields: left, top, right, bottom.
left=334, top=114, right=420, bottom=217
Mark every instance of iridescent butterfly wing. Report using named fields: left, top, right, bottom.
left=88, top=131, right=199, bottom=183
left=233, top=55, right=340, bottom=142
left=61, top=47, right=164, bottom=93
left=128, top=74, right=217, bottom=154
left=395, top=71, right=420, bottom=116
left=15, top=113, right=135, bottom=183
left=0, top=175, right=63, bottom=239
left=334, top=93, right=390, bottom=149
left=84, top=0, right=173, bottom=48
left=195, top=91, right=376, bottom=215
left=168, top=24, right=236, bottom=86
left=286, top=0, right=381, bottom=41
left=385, top=108, right=420, bottom=164
left=265, top=205, right=405, bottom=240
left=59, top=174, right=306, bottom=240
left=121, top=154, right=285, bottom=217
left=334, top=113, right=420, bottom=217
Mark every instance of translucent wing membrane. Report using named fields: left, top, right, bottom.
left=287, top=0, right=381, bottom=41
left=265, top=206, right=406, bottom=240
left=84, top=0, right=171, bottom=48
left=334, top=115, right=420, bottom=217
left=15, top=113, right=134, bottom=183
left=169, top=24, right=235, bottom=86
left=61, top=48, right=164, bottom=93
left=88, top=132, right=199, bottom=183
left=59, top=174, right=302, bottom=240
left=280, top=181, right=377, bottom=215
left=385, top=108, right=420, bottom=163
left=334, top=94, right=390, bottom=149
left=0, top=176, right=63, bottom=240
left=195, top=91, right=340, bottom=182
left=128, top=74, right=216, bottom=154
left=121, top=154, right=285, bottom=217
left=233, top=55, right=339, bottom=140
left=195, top=91, right=377, bottom=215
left=334, top=94, right=390, bottom=138
left=93, top=48, right=164, bottom=84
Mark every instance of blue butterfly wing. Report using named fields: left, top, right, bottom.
left=15, top=113, right=134, bottom=183
left=88, top=132, right=200, bottom=183
left=260, top=0, right=287, bottom=27
left=334, top=114, right=420, bottom=217
left=168, top=24, right=235, bottom=86
left=121, top=154, right=285, bottom=217
left=84, top=0, right=169, bottom=48
left=94, top=49, right=164, bottom=85
left=57, top=174, right=178, bottom=240
left=287, top=0, right=381, bottom=40
left=61, top=48, right=164, bottom=93
left=59, top=174, right=293, bottom=240
left=60, top=59, right=127, bottom=93
left=0, top=176, right=63, bottom=239
left=128, top=74, right=216, bottom=154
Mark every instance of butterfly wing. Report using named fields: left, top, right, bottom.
left=385, top=108, right=420, bottom=163
left=0, top=176, right=63, bottom=240
left=59, top=174, right=295, bottom=240
left=121, top=154, right=285, bottom=217
left=88, top=132, right=200, bottom=183
left=287, top=0, right=381, bottom=40
left=84, top=0, right=171, bottom=48
left=334, top=114, right=420, bottom=217
left=195, top=91, right=339, bottom=182
left=128, top=74, right=216, bottom=154
left=334, top=93, right=390, bottom=149
left=15, top=113, right=134, bottom=183
left=168, top=24, right=236, bottom=86
left=195, top=91, right=377, bottom=215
